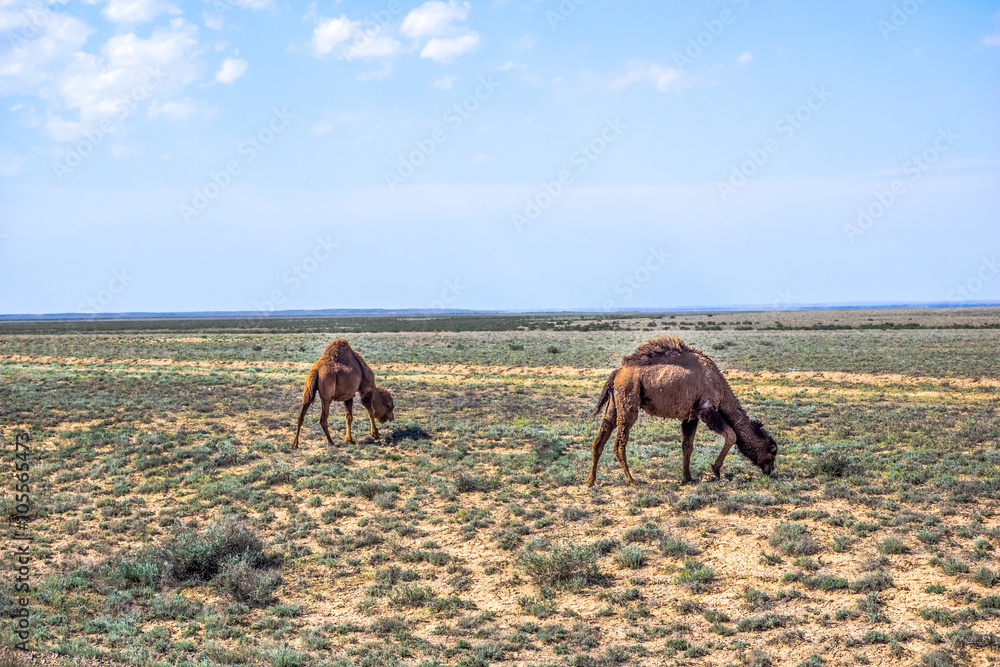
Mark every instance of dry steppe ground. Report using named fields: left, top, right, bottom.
left=0, top=309, right=998, bottom=667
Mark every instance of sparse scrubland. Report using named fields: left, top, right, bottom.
left=0, top=308, right=997, bottom=666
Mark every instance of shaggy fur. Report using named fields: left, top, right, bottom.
left=587, top=336, right=777, bottom=485
left=293, top=339, right=395, bottom=449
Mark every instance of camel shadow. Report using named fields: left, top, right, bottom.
left=383, top=424, right=432, bottom=445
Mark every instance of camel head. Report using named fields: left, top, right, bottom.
left=371, top=386, right=395, bottom=423
left=738, top=419, right=778, bottom=476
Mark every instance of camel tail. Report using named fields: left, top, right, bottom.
left=594, top=369, right=618, bottom=416
left=302, top=365, right=320, bottom=404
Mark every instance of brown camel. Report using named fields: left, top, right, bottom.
left=293, top=339, right=394, bottom=448
left=587, top=336, right=777, bottom=485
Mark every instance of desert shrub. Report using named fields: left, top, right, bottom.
left=976, top=595, right=1000, bottom=610
left=769, top=523, right=818, bottom=556
left=455, top=474, right=497, bottom=493
left=216, top=554, right=281, bottom=606
left=166, top=518, right=265, bottom=581
left=850, top=571, right=893, bottom=593
left=877, top=537, right=908, bottom=555
left=920, top=650, right=954, bottom=667
left=518, top=542, right=602, bottom=591
left=972, top=566, right=997, bottom=587
left=518, top=593, right=557, bottom=618
left=631, top=490, right=662, bottom=508
left=659, top=537, right=699, bottom=557
left=674, top=560, right=714, bottom=592
left=562, top=507, right=587, bottom=521
left=801, top=574, right=849, bottom=591
left=816, top=451, right=851, bottom=477
left=150, top=593, right=203, bottom=620
left=919, top=608, right=955, bottom=626
left=939, top=558, right=969, bottom=576
left=623, top=522, right=663, bottom=543
left=857, top=592, right=886, bottom=623
left=614, top=546, right=647, bottom=570
left=107, top=558, right=169, bottom=589
left=737, top=614, right=784, bottom=632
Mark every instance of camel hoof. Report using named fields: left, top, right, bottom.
left=628, top=479, right=644, bottom=486
left=344, top=437, right=354, bottom=445
left=711, top=465, right=722, bottom=478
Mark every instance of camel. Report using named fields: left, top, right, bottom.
left=586, top=336, right=777, bottom=485
left=293, top=339, right=394, bottom=448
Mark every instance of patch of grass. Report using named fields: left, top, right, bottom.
left=674, top=560, right=714, bottom=593
left=919, top=608, right=955, bottom=626
left=877, top=537, right=908, bottom=555
left=518, top=542, right=603, bottom=591
left=801, top=574, right=849, bottom=591
left=614, top=545, right=647, bottom=570
left=769, top=523, right=818, bottom=556
left=972, top=566, right=997, bottom=587
left=850, top=571, right=893, bottom=593
left=737, top=614, right=784, bottom=632
left=658, top=537, right=699, bottom=557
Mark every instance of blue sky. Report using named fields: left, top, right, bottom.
left=1, top=0, right=998, bottom=314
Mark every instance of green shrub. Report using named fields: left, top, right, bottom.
left=216, top=554, right=281, bottom=607
left=674, top=560, right=714, bottom=592
left=737, top=614, right=784, bottom=632
left=614, top=546, right=647, bottom=570
left=919, top=608, right=955, bottom=626
left=877, top=537, right=908, bottom=555
left=850, top=571, right=893, bottom=593
left=769, top=523, right=818, bottom=556
left=972, top=567, right=997, bottom=587
left=518, top=542, right=602, bottom=591
left=166, top=518, right=265, bottom=581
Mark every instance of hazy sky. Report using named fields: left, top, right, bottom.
left=1, top=0, right=998, bottom=314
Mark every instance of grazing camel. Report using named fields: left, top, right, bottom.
left=587, top=336, right=777, bottom=485
left=293, top=339, right=394, bottom=448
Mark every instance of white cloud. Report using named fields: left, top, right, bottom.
left=500, top=60, right=527, bottom=70
left=214, top=57, right=247, bottom=84
left=420, top=32, right=479, bottom=62
left=343, top=34, right=402, bottom=60
left=309, top=15, right=401, bottom=60
left=610, top=61, right=683, bottom=93
left=147, top=97, right=199, bottom=120
left=11, top=17, right=204, bottom=139
left=55, top=19, right=201, bottom=127
left=432, top=75, right=457, bottom=89
left=0, top=12, right=94, bottom=97
left=984, top=32, right=1000, bottom=47
left=738, top=51, right=753, bottom=65
left=309, top=16, right=356, bottom=57
left=401, top=1, right=470, bottom=40
left=102, top=0, right=180, bottom=24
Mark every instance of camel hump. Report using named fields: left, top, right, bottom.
left=321, top=338, right=354, bottom=361
left=622, top=336, right=697, bottom=366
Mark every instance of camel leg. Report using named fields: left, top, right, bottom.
left=586, top=400, right=618, bottom=486
left=292, top=388, right=316, bottom=450
left=319, top=397, right=336, bottom=446
left=680, top=418, right=698, bottom=483
left=362, top=402, right=381, bottom=441
left=613, top=403, right=640, bottom=486
left=698, top=403, right=737, bottom=478
left=344, top=398, right=355, bottom=444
